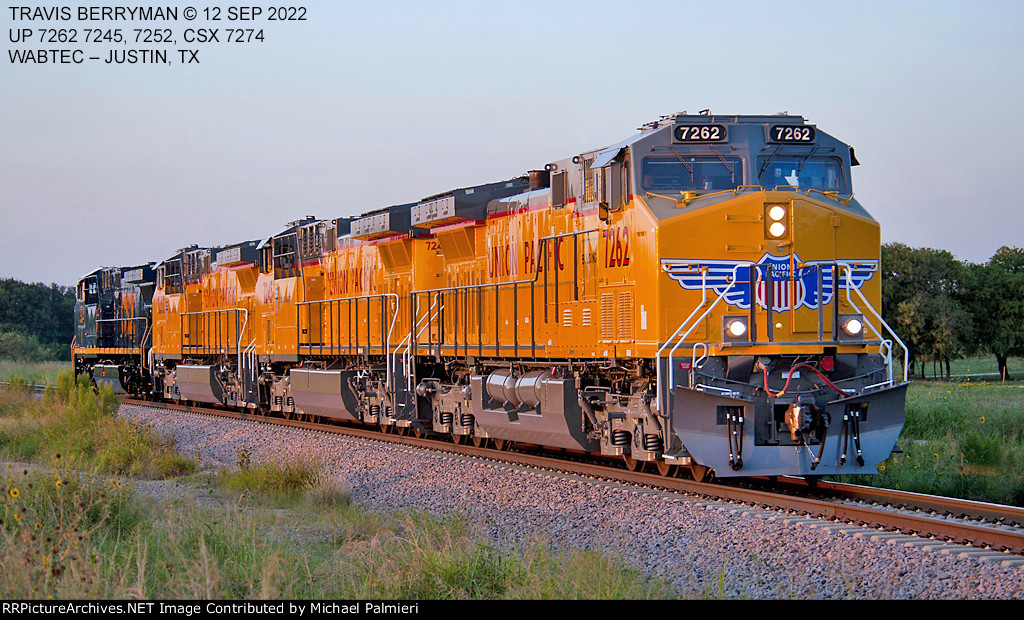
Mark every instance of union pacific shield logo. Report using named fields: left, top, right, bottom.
left=660, top=253, right=877, bottom=311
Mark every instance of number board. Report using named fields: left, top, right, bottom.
left=673, top=124, right=727, bottom=143
left=769, top=125, right=816, bottom=143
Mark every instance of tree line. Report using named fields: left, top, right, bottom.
left=0, top=279, right=76, bottom=361
left=881, top=244, right=1024, bottom=380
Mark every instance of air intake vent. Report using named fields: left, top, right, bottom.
left=619, top=291, right=633, bottom=340
left=601, top=293, right=614, bottom=340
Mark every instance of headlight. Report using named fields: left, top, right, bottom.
left=723, top=316, right=749, bottom=342
left=765, top=204, right=789, bottom=239
left=838, top=314, right=866, bottom=341
left=842, top=317, right=863, bottom=336
left=768, top=222, right=787, bottom=238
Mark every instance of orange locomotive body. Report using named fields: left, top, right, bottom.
left=80, top=113, right=908, bottom=480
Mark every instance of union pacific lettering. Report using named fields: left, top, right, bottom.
left=488, top=243, right=517, bottom=278
left=522, top=239, right=566, bottom=274
left=327, top=265, right=377, bottom=294
left=202, top=281, right=236, bottom=307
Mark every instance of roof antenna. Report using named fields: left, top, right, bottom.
left=699, top=109, right=710, bottom=115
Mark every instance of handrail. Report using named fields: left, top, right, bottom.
left=398, top=292, right=441, bottom=401
left=837, top=261, right=909, bottom=383
left=295, top=292, right=400, bottom=403
left=656, top=260, right=906, bottom=425
left=644, top=191, right=684, bottom=205
left=236, top=309, right=248, bottom=379
left=665, top=264, right=749, bottom=406
left=655, top=263, right=751, bottom=419
left=678, top=186, right=763, bottom=207
left=804, top=187, right=854, bottom=207
left=95, top=317, right=150, bottom=355
left=690, top=342, right=709, bottom=386
left=655, top=268, right=706, bottom=415
left=180, top=308, right=245, bottom=354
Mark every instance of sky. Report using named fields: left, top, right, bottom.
left=2, top=0, right=1022, bottom=286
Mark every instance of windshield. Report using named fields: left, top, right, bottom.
left=641, top=156, right=743, bottom=192
left=759, top=156, right=845, bottom=192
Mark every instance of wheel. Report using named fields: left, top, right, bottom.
left=412, top=426, right=426, bottom=439
left=380, top=423, right=392, bottom=434
left=452, top=433, right=467, bottom=445
left=656, top=461, right=679, bottom=478
left=472, top=435, right=489, bottom=448
left=623, top=455, right=643, bottom=472
left=282, top=409, right=293, bottom=420
left=493, top=438, right=510, bottom=452
left=689, top=463, right=715, bottom=483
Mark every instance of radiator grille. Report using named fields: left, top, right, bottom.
left=619, top=291, right=633, bottom=340
left=601, top=293, right=615, bottom=340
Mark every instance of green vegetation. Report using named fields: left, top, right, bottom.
left=0, top=279, right=75, bottom=362
left=899, top=355, right=1024, bottom=381
left=217, top=449, right=320, bottom=504
left=0, top=376, right=680, bottom=599
left=883, top=244, right=1024, bottom=380
left=837, top=380, right=1024, bottom=506
left=0, top=374, right=195, bottom=479
left=0, top=361, right=69, bottom=386
left=2, top=463, right=679, bottom=599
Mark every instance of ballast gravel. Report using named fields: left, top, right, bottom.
left=121, top=404, right=1024, bottom=600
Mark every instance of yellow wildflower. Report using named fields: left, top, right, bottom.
left=8, top=488, right=19, bottom=498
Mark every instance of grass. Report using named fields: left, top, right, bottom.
left=0, top=360, right=70, bottom=387
left=2, top=472, right=681, bottom=599
left=0, top=466, right=144, bottom=598
left=1, top=459, right=681, bottom=599
left=0, top=373, right=197, bottom=479
left=836, top=380, right=1024, bottom=506
left=899, top=355, right=1024, bottom=380
left=0, top=379, right=682, bottom=599
left=219, top=447, right=315, bottom=496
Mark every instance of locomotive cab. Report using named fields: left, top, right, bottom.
left=621, top=113, right=907, bottom=478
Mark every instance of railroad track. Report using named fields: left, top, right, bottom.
left=0, top=382, right=50, bottom=394
left=6, top=381, right=1021, bottom=557
left=121, top=396, right=1024, bottom=557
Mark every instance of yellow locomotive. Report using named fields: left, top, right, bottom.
left=77, top=112, right=908, bottom=480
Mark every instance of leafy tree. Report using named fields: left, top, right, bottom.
left=962, top=247, right=1024, bottom=380
left=0, top=279, right=75, bottom=360
left=881, top=243, right=971, bottom=378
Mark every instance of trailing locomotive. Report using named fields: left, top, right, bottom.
left=72, top=264, right=155, bottom=395
left=73, top=112, right=909, bottom=480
